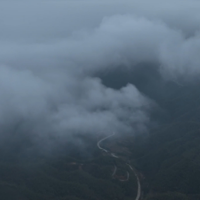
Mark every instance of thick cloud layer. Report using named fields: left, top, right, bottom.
left=0, top=0, right=200, bottom=152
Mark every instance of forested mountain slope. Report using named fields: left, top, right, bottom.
left=131, top=81, right=200, bottom=200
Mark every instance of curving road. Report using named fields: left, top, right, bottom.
left=112, top=165, right=117, bottom=176
left=97, top=133, right=142, bottom=200
left=126, top=163, right=141, bottom=200
left=97, top=132, right=115, bottom=152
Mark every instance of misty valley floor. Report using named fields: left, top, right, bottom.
left=1, top=81, right=200, bottom=200
left=0, top=140, right=138, bottom=200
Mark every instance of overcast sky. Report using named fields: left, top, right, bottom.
left=0, top=0, right=200, bottom=152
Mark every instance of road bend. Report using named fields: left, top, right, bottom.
left=112, top=165, right=117, bottom=176
left=97, top=132, right=115, bottom=152
left=97, top=133, right=142, bottom=200
left=126, top=163, right=141, bottom=200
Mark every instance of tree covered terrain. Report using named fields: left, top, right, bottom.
left=129, top=80, right=200, bottom=200
left=0, top=134, right=137, bottom=200
left=1, top=66, right=200, bottom=200
left=99, top=64, right=200, bottom=200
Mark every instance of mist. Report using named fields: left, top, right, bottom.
left=1, top=0, right=200, bottom=157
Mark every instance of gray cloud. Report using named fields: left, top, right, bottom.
left=0, top=0, right=200, bottom=153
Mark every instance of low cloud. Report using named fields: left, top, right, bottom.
left=0, top=0, right=200, bottom=154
